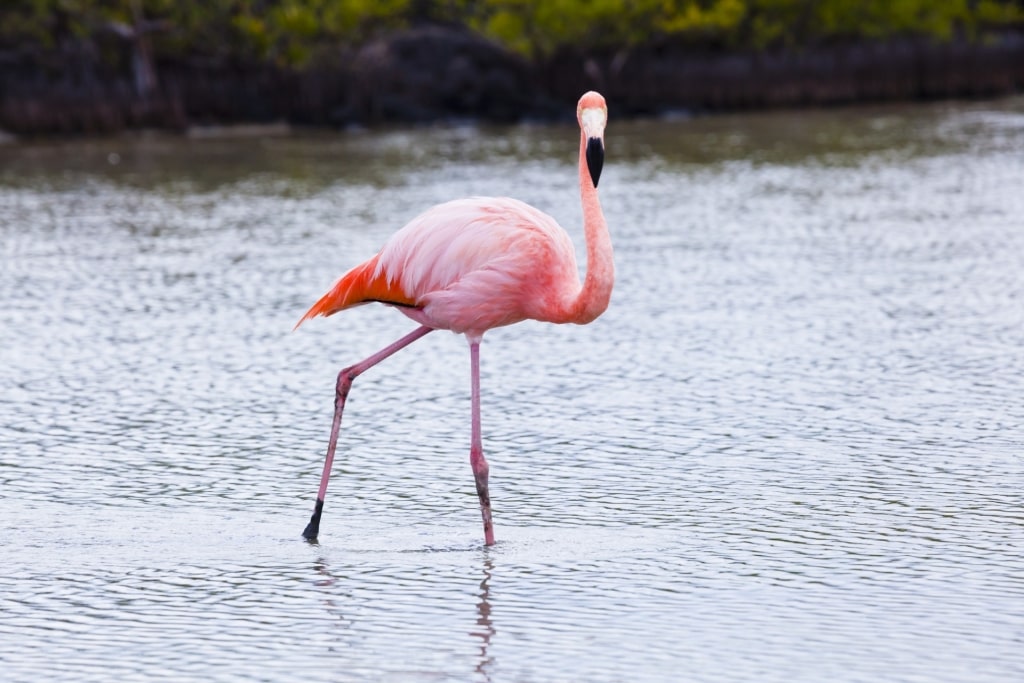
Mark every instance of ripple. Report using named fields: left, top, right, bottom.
left=3, top=98, right=1024, bottom=683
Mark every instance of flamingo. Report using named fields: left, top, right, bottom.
left=296, top=91, right=613, bottom=545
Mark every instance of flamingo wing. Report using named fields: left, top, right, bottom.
left=294, top=253, right=418, bottom=329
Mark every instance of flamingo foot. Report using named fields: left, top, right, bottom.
left=302, top=498, right=324, bottom=540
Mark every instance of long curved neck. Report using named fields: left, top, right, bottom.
left=568, top=131, right=614, bottom=324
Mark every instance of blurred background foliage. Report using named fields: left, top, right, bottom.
left=3, top=0, right=1023, bottom=66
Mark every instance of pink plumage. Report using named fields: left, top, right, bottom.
left=296, top=91, right=614, bottom=545
left=377, top=196, right=581, bottom=336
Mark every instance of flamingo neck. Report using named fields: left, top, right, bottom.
left=567, top=130, right=614, bottom=324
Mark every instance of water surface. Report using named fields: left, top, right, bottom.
left=2, top=99, right=1024, bottom=682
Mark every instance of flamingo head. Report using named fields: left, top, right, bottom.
left=577, top=91, right=607, bottom=188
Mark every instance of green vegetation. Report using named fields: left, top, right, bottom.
left=472, top=0, right=1024, bottom=52
left=3, top=0, right=1023, bottom=66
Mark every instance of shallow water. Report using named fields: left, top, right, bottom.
left=2, top=98, right=1024, bottom=682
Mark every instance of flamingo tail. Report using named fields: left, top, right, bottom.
left=294, top=255, right=417, bottom=330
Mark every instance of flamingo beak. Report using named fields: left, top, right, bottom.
left=580, top=106, right=607, bottom=188
left=586, top=137, right=604, bottom=188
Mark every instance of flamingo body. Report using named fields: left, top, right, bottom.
left=297, top=91, right=612, bottom=545
left=299, top=196, right=586, bottom=337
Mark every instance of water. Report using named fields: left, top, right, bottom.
left=2, top=98, right=1024, bottom=682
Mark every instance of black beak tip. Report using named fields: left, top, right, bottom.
left=586, top=136, right=604, bottom=188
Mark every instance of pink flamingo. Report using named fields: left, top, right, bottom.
left=296, top=91, right=613, bottom=545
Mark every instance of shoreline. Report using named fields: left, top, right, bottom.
left=2, top=26, right=1022, bottom=139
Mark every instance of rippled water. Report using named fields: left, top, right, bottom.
left=3, top=98, right=1024, bottom=682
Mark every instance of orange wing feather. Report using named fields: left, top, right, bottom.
left=294, top=255, right=418, bottom=330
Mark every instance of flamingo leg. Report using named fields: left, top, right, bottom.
left=469, top=340, right=496, bottom=546
left=303, top=325, right=434, bottom=540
